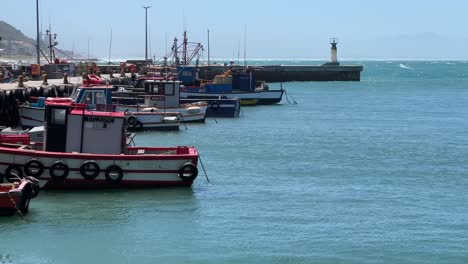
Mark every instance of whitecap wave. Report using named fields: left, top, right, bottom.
left=399, top=64, right=414, bottom=70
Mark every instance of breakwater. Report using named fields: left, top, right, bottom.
left=197, top=65, right=363, bottom=82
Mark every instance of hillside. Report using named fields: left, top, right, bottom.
left=0, top=20, right=36, bottom=44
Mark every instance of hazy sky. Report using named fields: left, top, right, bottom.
left=1, top=0, right=468, bottom=60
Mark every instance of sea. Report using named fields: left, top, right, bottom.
left=1, top=61, right=467, bottom=264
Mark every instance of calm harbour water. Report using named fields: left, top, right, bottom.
left=1, top=61, right=467, bottom=264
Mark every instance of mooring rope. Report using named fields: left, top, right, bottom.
left=198, top=154, right=211, bottom=183
left=284, top=90, right=298, bottom=104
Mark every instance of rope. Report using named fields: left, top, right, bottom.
left=178, top=113, right=188, bottom=130
left=284, top=90, right=298, bottom=105
left=7, top=191, right=24, bottom=219
left=198, top=154, right=210, bottom=183
left=6, top=173, right=25, bottom=219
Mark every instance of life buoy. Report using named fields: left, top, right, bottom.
left=5, top=165, right=24, bottom=182
left=80, top=160, right=100, bottom=180
left=24, top=159, right=44, bottom=178
left=178, top=163, right=198, bottom=181
left=105, top=165, right=123, bottom=184
left=210, top=101, right=220, bottom=111
left=49, top=161, right=69, bottom=181
left=126, top=115, right=138, bottom=129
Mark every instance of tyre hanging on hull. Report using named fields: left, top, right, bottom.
left=5, top=165, right=24, bottom=182
left=49, top=161, right=69, bottom=181
left=178, top=163, right=198, bottom=181
left=80, top=160, right=100, bottom=180
left=105, top=165, right=123, bottom=184
left=24, top=159, right=45, bottom=179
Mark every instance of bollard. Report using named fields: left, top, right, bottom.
left=18, top=75, right=24, bottom=87
left=42, top=73, right=48, bottom=85
left=63, top=73, right=69, bottom=84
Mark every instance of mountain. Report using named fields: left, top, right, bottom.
left=0, top=20, right=79, bottom=61
left=0, top=21, right=36, bottom=44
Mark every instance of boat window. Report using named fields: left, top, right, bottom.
left=95, top=92, right=106, bottom=105
left=51, top=109, right=66, bottom=125
left=70, top=88, right=81, bottom=101
left=164, top=83, right=175, bottom=96
left=83, top=91, right=94, bottom=104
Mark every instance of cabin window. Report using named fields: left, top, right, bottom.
left=95, top=92, right=106, bottom=105
left=83, top=91, right=94, bottom=104
left=51, top=109, right=66, bottom=125
left=164, top=83, right=175, bottom=96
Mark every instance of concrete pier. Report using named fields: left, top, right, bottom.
left=197, top=64, right=364, bottom=82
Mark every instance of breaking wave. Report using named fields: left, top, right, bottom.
left=399, top=64, right=414, bottom=70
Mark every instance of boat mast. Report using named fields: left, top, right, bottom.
left=244, top=24, right=247, bottom=68
left=36, top=0, right=40, bottom=64
left=108, top=29, right=113, bottom=63
left=182, top=31, right=188, bottom=65
left=207, top=29, right=210, bottom=66
left=143, top=6, right=151, bottom=62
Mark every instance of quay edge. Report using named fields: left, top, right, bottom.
left=197, top=65, right=364, bottom=82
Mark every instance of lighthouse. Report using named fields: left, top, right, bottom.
left=330, top=38, right=339, bottom=65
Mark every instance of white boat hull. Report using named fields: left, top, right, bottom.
left=117, top=103, right=208, bottom=123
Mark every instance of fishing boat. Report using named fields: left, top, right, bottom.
left=179, top=68, right=284, bottom=105
left=0, top=173, right=40, bottom=216
left=19, top=79, right=183, bottom=131
left=2, top=101, right=200, bottom=189
left=112, top=79, right=208, bottom=123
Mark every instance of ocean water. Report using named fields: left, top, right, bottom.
left=1, top=61, right=467, bottom=264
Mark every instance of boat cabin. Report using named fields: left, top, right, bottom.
left=44, top=100, right=126, bottom=154
left=142, top=80, right=181, bottom=108
left=69, top=85, right=114, bottom=111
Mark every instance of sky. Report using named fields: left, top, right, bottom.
left=1, top=0, right=468, bottom=60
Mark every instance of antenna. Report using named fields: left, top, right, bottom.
left=165, top=32, right=168, bottom=56
left=238, top=40, right=240, bottom=65
left=207, top=29, right=210, bottom=66
left=243, top=24, right=247, bottom=67
left=108, top=29, right=113, bottom=63
left=87, top=38, right=90, bottom=62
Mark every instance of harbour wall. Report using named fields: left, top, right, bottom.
left=197, top=65, right=363, bottom=82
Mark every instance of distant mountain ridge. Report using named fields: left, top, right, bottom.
left=0, top=20, right=80, bottom=61
left=0, top=20, right=36, bottom=44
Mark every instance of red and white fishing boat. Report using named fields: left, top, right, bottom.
left=2, top=101, right=200, bottom=189
left=0, top=177, right=39, bottom=216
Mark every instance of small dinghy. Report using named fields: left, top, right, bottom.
left=0, top=177, right=40, bottom=216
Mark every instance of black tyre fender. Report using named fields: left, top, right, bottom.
left=0, top=172, right=4, bottom=183
left=178, top=163, right=198, bottom=181
left=80, top=160, right=101, bottom=180
left=24, top=159, right=45, bottom=178
left=49, top=161, right=69, bottom=181
left=210, top=101, right=220, bottom=111
left=5, top=165, right=24, bottom=182
left=126, top=115, right=138, bottom=129
left=105, top=165, right=123, bottom=184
